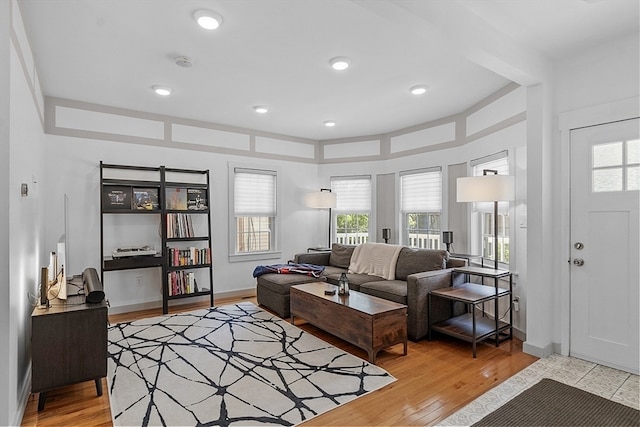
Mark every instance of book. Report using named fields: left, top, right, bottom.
left=187, top=188, right=208, bottom=210
left=165, top=187, right=187, bottom=210
left=102, top=186, right=132, bottom=210
left=133, top=187, right=159, bottom=210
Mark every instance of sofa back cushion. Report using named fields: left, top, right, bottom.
left=329, top=244, right=356, bottom=269
left=395, top=248, right=449, bottom=280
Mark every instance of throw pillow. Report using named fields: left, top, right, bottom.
left=329, top=244, right=356, bottom=269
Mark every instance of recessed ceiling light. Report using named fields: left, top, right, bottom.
left=410, top=85, right=428, bottom=95
left=153, top=86, right=172, bottom=96
left=194, top=10, right=223, bottom=30
left=329, top=57, right=351, bottom=71
left=253, top=105, right=268, bottom=114
left=324, top=120, right=336, bottom=127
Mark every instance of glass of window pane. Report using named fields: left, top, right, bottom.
left=627, top=139, right=640, bottom=164
left=593, top=168, right=623, bottom=192
left=593, top=142, right=623, bottom=168
left=627, top=166, right=639, bottom=191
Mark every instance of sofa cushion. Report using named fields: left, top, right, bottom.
left=324, top=273, right=383, bottom=291
left=359, top=280, right=408, bottom=305
left=256, top=273, right=321, bottom=295
left=329, top=243, right=356, bottom=268
left=395, top=248, right=449, bottom=281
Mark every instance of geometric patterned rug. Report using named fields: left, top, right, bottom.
left=107, top=302, right=395, bottom=426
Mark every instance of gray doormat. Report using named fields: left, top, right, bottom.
left=472, top=378, right=640, bottom=427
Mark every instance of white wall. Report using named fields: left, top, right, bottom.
left=2, top=1, right=47, bottom=425
left=43, top=135, right=323, bottom=311
left=544, top=32, right=640, bottom=354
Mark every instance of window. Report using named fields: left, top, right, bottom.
left=592, top=138, right=639, bottom=192
left=400, top=168, right=442, bottom=249
left=232, top=167, right=276, bottom=254
left=331, top=176, right=371, bottom=245
left=471, top=153, right=510, bottom=264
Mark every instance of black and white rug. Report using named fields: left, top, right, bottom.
left=107, top=302, right=396, bottom=426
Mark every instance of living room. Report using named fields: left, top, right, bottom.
left=2, top=0, right=639, bottom=425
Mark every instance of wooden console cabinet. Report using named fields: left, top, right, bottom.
left=31, top=295, right=108, bottom=411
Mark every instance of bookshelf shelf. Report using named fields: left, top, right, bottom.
left=100, top=162, right=214, bottom=314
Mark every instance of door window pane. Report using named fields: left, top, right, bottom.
left=627, top=166, right=639, bottom=191
left=627, top=139, right=639, bottom=164
left=593, top=168, right=623, bottom=192
left=593, top=142, right=622, bottom=168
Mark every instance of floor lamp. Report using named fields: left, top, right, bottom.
left=306, top=188, right=337, bottom=249
left=457, top=170, right=514, bottom=270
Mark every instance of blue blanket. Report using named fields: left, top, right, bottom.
left=252, top=262, right=325, bottom=278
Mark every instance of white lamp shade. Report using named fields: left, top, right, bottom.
left=457, top=175, right=514, bottom=202
left=305, top=191, right=337, bottom=209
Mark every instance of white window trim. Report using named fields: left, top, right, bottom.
left=330, top=175, right=374, bottom=243
left=399, top=167, right=442, bottom=247
left=228, top=162, right=282, bottom=262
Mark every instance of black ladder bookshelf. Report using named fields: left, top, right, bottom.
left=100, top=162, right=214, bottom=314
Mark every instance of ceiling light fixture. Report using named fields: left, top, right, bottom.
left=253, top=105, right=268, bottom=114
left=410, top=85, right=428, bottom=95
left=153, top=86, right=172, bottom=96
left=329, top=57, right=351, bottom=71
left=324, top=120, right=336, bottom=127
left=194, top=10, right=223, bottom=30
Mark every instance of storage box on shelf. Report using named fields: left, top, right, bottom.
left=100, top=162, right=214, bottom=314
left=428, top=266, right=512, bottom=358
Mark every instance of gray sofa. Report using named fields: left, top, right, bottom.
left=256, top=243, right=466, bottom=341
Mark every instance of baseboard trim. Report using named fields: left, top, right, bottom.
left=107, top=288, right=257, bottom=315
left=14, top=365, right=32, bottom=427
left=523, top=340, right=555, bottom=359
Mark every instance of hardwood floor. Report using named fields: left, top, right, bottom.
left=21, top=296, right=538, bottom=426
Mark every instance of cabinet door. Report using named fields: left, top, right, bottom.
left=32, top=307, right=107, bottom=392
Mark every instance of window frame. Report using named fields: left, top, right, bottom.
left=228, top=163, right=281, bottom=262
left=330, top=175, right=373, bottom=246
left=400, top=167, right=442, bottom=249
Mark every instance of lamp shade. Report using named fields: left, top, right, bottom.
left=457, top=175, right=514, bottom=202
left=305, top=191, right=337, bottom=209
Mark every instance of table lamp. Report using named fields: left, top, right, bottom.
left=457, top=170, right=514, bottom=270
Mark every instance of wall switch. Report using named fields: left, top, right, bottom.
left=136, top=276, right=143, bottom=286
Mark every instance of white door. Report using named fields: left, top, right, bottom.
left=570, top=118, right=639, bottom=374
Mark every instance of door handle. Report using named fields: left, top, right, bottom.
left=573, top=258, right=585, bottom=266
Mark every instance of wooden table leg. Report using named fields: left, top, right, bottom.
left=37, top=392, right=47, bottom=412
left=95, top=378, right=103, bottom=396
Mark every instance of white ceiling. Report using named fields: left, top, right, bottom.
left=19, top=0, right=639, bottom=141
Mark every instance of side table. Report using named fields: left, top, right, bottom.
left=428, top=266, right=512, bottom=357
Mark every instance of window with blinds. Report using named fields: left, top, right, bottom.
left=233, top=168, right=276, bottom=254
left=331, top=176, right=371, bottom=245
left=400, top=167, right=442, bottom=249
left=471, top=152, right=510, bottom=263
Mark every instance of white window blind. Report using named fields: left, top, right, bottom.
left=331, top=176, right=371, bottom=212
left=472, top=153, right=509, bottom=213
left=400, top=168, right=442, bottom=212
left=234, top=168, right=276, bottom=216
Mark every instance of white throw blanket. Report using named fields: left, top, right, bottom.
left=348, top=242, right=403, bottom=280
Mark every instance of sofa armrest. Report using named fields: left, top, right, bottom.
left=293, top=252, right=331, bottom=266
left=406, top=268, right=466, bottom=341
left=446, top=257, right=467, bottom=268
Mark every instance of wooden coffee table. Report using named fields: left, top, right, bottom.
left=290, top=282, right=407, bottom=364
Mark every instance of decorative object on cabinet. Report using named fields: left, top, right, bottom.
left=100, top=162, right=214, bottom=314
